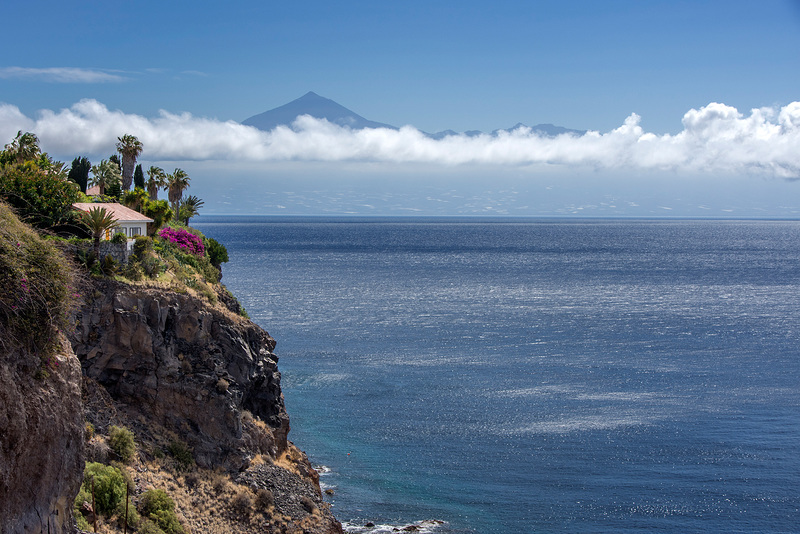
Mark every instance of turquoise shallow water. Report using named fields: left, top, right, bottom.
left=195, top=217, right=800, bottom=533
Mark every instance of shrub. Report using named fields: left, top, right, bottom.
left=184, top=472, right=199, bottom=489
left=108, top=425, right=135, bottom=463
left=255, top=488, right=274, bottom=511
left=158, top=227, right=204, bottom=255
left=231, top=489, right=253, bottom=517
left=167, top=440, right=194, bottom=471
left=204, top=237, right=228, bottom=268
left=114, top=495, right=140, bottom=530
left=216, top=378, right=230, bottom=393
left=0, top=161, right=82, bottom=230
left=212, top=474, right=228, bottom=495
left=122, top=261, right=144, bottom=281
left=140, top=489, right=184, bottom=534
left=133, top=235, right=153, bottom=258
left=137, top=518, right=167, bottom=534
left=81, top=462, right=126, bottom=514
left=98, top=253, right=118, bottom=276
left=140, top=255, right=165, bottom=278
left=110, top=232, right=127, bottom=244
left=0, top=202, right=77, bottom=360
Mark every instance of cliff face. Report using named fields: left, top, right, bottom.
left=0, top=337, right=84, bottom=534
left=70, top=278, right=343, bottom=533
left=71, top=279, right=289, bottom=471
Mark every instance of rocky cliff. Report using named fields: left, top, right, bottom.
left=71, top=278, right=289, bottom=470
left=0, top=337, right=85, bottom=533
left=0, top=201, right=85, bottom=534
left=70, top=278, right=342, bottom=533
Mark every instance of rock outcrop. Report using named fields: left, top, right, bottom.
left=0, top=337, right=84, bottom=534
left=71, top=279, right=289, bottom=471
left=70, top=278, right=343, bottom=532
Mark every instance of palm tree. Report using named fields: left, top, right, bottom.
left=90, top=160, right=122, bottom=197
left=82, top=206, right=117, bottom=256
left=166, top=168, right=190, bottom=216
left=116, top=134, right=143, bottom=191
left=90, top=160, right=123, bottom=197
left=178, top=195, right=204, bottom=225
left=122, top=187, right=149, bottom=213
left=5, top=131, right=41, bottom=163
left=146, top=166, right=167, bottom=200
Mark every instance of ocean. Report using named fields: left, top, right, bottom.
left=193, top=217, right=800, bottom=534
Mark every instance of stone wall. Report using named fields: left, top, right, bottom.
left=98, top=241, right=129, bottom=265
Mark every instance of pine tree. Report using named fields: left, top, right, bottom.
left=67, top=156, right=92, bottom=193
left=134, top=163, right=145, bottom=190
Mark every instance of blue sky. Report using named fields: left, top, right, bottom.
left=2, top=1, right=800, bottom=216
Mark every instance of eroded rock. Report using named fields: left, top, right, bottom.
left=71, top=279, right=290, bottom=471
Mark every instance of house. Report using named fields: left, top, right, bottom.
left=73, top=202, right=154, bottom=241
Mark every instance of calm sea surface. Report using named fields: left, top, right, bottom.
left=194, top=217, right=800, bottom=534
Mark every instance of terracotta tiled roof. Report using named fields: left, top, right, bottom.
left=73, top=203, right=154, bottom=223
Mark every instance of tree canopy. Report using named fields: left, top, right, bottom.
left=134, top=163, right=145, bottom=190
left=146, top=166, right=167, bottom=201
left=0, top=132, right=82, bottom=231
left=90, top=159, right=123, bottom=198
left=116, top=134, right=143, bottom=191
left=166, top=168, right=190, bottom=215
left=67, top=156, right=91, bottom=194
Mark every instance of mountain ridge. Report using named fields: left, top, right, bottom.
left=242, top=92, right=586, bottom=138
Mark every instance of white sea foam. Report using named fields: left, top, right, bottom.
left=342, top=519, right=447, bottom=534
left=493, top=384, right=582, bottom=397
left=510, top=414, right=651, bottom=434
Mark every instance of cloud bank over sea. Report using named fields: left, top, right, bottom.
left=1, top=99, right=800, bottom=178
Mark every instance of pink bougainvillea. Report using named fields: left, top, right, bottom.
left=158, top=227, right=205, bottom=255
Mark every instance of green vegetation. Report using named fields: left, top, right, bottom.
left=134, top=163, right=145, bottom=190
left=81, top=206, right=117, bottom=257
left=177, top=194, right=203, bottom=226
left=89, top=159, right=122, bottom=198
left=78, top=462, right=127, bottom=515
left=0, top=133, right=82, bottom=232
left=73, top=462, right=140, bottom=530
left=0, top=164, right=82, bottom=231
left=204, top=237, right=229, bottom=270
left=67, top=156, right=91, bottom=194
left=110, top=232, right=127, bottom=244
left=140, top=489, right=184, bottom=534
left=167, top=440, right=195, bottom=471
left=0, top=201, right=76, bottom=360
left=116, top=134, right=143, bottom=191
left=0, top=131, right=240, bottom=317
left=146, top=166, right=167, bottom=201
left=108, top=425, right=136, bottom=463
left=166, top=168, right=190, bottom=216
left=143, top=199, right=173, bottom=236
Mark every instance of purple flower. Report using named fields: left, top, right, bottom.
left=158, top=227, right=205, bottom=256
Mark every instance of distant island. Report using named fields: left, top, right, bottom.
left=242, top=91, right=586, bottom=138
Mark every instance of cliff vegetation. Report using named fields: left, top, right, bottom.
left=0, top=132, right=342, bottom=534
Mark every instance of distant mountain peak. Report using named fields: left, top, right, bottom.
left=243, top=92, right=585, bottom=137
left=242, top=92, right=396, bottom=131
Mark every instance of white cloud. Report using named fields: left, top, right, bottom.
left=1, top=99, right=800, bottom=178
left=0, top=67, right=126, bottom=83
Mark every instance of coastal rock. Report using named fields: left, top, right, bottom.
left=238, top=463, right=344, bottom=534
left=70, top=279, right=290, bottom=470
left=0, top=336, right=84, bottom=534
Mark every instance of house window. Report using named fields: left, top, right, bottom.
left=130, top=227, right=141, bottom=237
